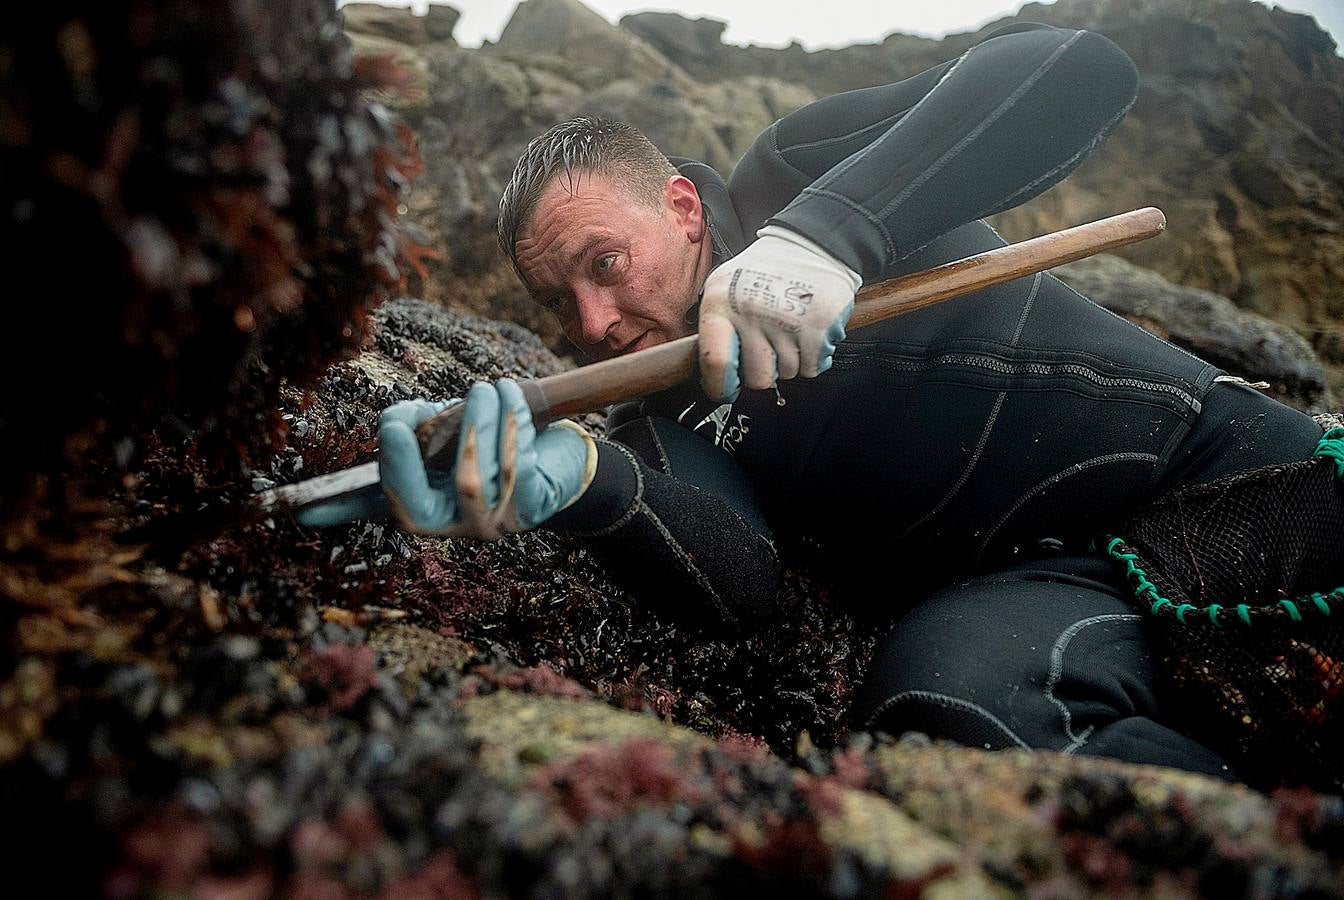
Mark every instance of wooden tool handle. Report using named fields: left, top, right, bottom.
left=410, top=207, right=1165, bottom=471
left=416, top=380, right=554, bottom=469
left=847, top=206, right=1166, bottom=328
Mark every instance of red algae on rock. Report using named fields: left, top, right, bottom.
left=475, top=663, right=592, bottom=699
left=299, top=643, right=379, bottom=713
left=5, top=2, right=1344, bottom=897
left=0, top=0, right=416, bottom=518
left=536, top=738, right=700, bottom=821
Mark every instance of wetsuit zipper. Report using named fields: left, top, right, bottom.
left=837, top=350, right=1202, bottom=413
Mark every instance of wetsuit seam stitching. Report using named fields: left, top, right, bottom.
left=806, top=42, right=979, bottom=193
left=974, top=451, right=1160, bottom=564
left=1011, top=271, right=1042, bottom=344
left=836, top=338, right=1197, bottom=384
left=878, top=30, right=1086, bottom=231
left=832, top=351, right=1201, bottom=409
left=644, top=419, right=673, bottom=474
left=701, top=486, right=778, bottom=557
left=863, top=690, right=1032, bottom=750
left=898, top=392, right=1007, bottom=542
left=1054, top=276, right=1218, bottom=378
left=893, top=273, right=1040, bottom=540
left=676, top=160, right=720, bottom=179
left=1043, top=613, right=1144, bottom=754
left=566, top=441, right=645, bottom=537
left=972, top=103, right=1130, bottom=218
left=708, top=220, right=731, bottom=262
left=680, top=478, right=778, bottom=558
left=767, top=124, right=818, bottom=185
left=635, top=499, right=739, bottom=626
left=777, top=110, right=909, bottom=153
left=793, top=187, right=896, bottom=260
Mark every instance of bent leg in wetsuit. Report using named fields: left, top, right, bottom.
left=851, top=382, right=1325, bottom=781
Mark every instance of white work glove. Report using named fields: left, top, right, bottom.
left=699, top=225, right=862, bottom=402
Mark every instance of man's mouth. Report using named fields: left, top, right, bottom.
left=617, top=331, right=653, bottom=354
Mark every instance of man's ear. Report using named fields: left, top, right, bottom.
left=665, top=175, right=705, bottom=242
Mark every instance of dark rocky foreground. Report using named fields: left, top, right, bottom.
left=3, top=0, right=1344, bottom=896
left=4, top=298, right=1344, bottom=898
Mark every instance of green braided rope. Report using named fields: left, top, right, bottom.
left=1314, top=426, right=1344, bottom=478
left=1101, top=427, right=1344, bottom=627
left=1310, top=593, right=1333, bottom=616
left=1104, top=536, right=1344, bottom=627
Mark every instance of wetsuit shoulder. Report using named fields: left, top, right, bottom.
left=728, top=22, right=1139, bottom=280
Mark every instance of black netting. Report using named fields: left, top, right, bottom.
left=1106, top=438, right=1344, bottom=793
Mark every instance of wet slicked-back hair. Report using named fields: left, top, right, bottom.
left=497, top=116, right=676, bottom=274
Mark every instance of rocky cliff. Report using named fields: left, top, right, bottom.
left=628, top=0, right=1344, bottom=390
left=4, top=1, right=1344, bottom=896
left=342, top=0, right=1344, bottom=404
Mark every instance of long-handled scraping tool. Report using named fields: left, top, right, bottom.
left=257, top=207, right=1167, bottom=516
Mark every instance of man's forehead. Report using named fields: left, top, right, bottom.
left=533, top=169, right=634, bottom=217
left=516, top=172, right=644, bottom=269
left=516, top=202, right=612, bottom=260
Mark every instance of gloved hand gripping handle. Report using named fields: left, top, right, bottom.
left=262, top=208, right=1165, bottom=515
left=416, top=379, right=552, bottom=471
left=411, top=334, right=708, bottom=471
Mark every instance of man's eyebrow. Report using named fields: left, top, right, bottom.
left=570, top=235, right=610, bottom=268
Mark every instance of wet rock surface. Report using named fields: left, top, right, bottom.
left=5, top=1, right=1344, bottom=896
left=1056, top=254, right=1331, bottom=410
left=5, top=297, right=1344, bottom=897
left=346, top=0, right=1344, bottom=393
left=1, top=0, right=416, bottom=512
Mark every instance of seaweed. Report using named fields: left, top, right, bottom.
left=3, top=2, right=1343, bottom=896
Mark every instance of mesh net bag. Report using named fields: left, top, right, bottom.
left=1104, top=427, right=1344, bottom=792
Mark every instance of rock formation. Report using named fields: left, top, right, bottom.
left=343, top=0, right=1344, bottom=402
left=340, top=0, right=815, bottom=357
left=1056, top=254, right=1330, bottom=408
left=0, top=0, right=420, bottom=535
left=4, top=1, right=1344, bottom=896
left=8, top=293, right=1343, bottom=895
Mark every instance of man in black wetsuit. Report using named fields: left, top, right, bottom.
left=301, top=23, right=1324, bottom=781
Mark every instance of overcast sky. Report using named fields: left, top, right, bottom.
left=348, top=0, right=1343, bottom=52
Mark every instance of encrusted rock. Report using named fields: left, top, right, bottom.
left=6, top=1, right=1344, bottom=895
left=1056, top=253, right=1331, bottom=410
left=341, top=2, right=460, bottom=46
left=343, top=0, right=817, bottom=355
left=619, top=11, right=730, bottom=70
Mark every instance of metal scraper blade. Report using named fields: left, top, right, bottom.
left=253, top=460, right=381, bottom=512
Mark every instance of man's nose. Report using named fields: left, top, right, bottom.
left=574, top=286, right=621, bottom=346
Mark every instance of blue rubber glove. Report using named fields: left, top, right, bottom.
left=296, top=378, right=597, bottom=538
left=698, top=225, right=860, bottom=403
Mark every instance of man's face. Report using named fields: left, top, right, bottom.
left=514, top=170, right=711, bottom=361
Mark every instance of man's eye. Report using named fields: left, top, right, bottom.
left=595, top=254, right=617, bottom=274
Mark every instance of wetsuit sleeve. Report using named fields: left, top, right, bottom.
left=546, top=411, right=781, bottom=631
left=728, top=22, right=1140, bottom=280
